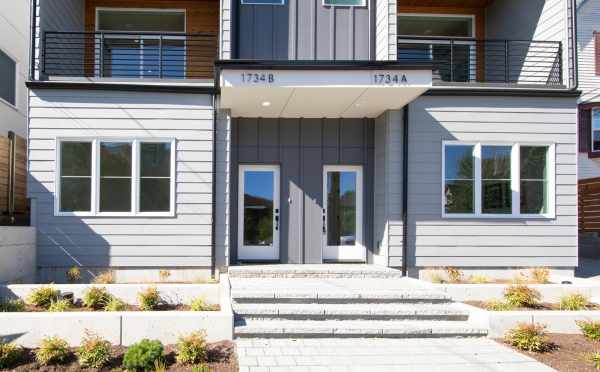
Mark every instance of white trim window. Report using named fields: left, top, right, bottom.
left=56, top=138, right=176, bottom=217
left=442, top=142, right=555, bottom=218
left=592, top=109, right=600, bottom=152
left=323, top=0, right=366, bottom=7
left=0, top=48, right=17, bottom=107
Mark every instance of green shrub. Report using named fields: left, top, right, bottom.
left=577, top=320, right=600, bottom=341
left=66, top=266, right=82, bottom=283
left=192, top=364, right=212, bottom=372
left=104, top=296, right=127, bottom=312
left=176, top=332, right=208, bottom=364
left=0, top=299, right=26, bottom=312
left=560, top=293, right=589, bottom=311
left=0, top=343, right=24, bottom=369
left=504, top=323, right=552, bottom=352
left=76, top=332, right=112, bottom=369
left=27, top=287, right=60, bottom=309
left=485, top=300, right=514, bottom=311
left=190, top=298, right=210, bottom=312
left=504, top=285, right=541, bottom=308
left=137, top=287, right=161, bottom=311
left=122, top=339, right=164, bottom=371
left=82, top=287, right=112, bottom=309
left=35, top=337, right=71, bottom=365
left=47, top=299, right=72, bottom=312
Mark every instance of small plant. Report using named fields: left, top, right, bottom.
left=176, top=332, right=208, bottom=365
left=504, top=285, right=541, bottom=308
left=35, top=337, right=71, bottom=365
left=76, top=332, right=112, bottom=369
left=137, top=287, right=162, bottom=311
left=512, top=272, right=529, bottom=284
left=468, top=274, right=489, bottom=284
left=560, top=293, right=589, bottom=311
left=66, top=266, right=82, bottom=283
left=104, top=296, right=127, bottom=312
left=445, top=267, right=463, bottom=283
left=504, top=323, right=552, bottom=352
left=154, top=359, right=168, bottom=372
left=93, top=271, right=115, bottom=284
left=48, top=299, right=72, bottom=312
left=82, top=287, right=112, bottom=309
left=485, top=300, right=514, bottom=311
left=27, top=286, right=60, bottom=309
left=529, top=267, right=551, bottom=284
left=159, top=270, right=171, bottom=282
left=426, top=268, right=445, bottom=284
left=577, top=320, right=600, bottom=341
left=0, top=342, right=24, bottom=369
left=192, top=364, right=212, bottom=372
left=0, top=298, right=26, bottom=312
left=590, top=352, right=600, bottom=369
left=122, top=339, right=164, bottom=371
left=190, top=297, right=210, bottom=312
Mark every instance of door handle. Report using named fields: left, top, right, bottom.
left=275, top=209, right=279, bottom=231
left=322, top=208, right=326, bottom=234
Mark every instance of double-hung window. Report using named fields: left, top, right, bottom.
left=443, top=142, right=555, bottom=218
left=592, top=109, right=600, bottom=152
left=56, top=139, right=175, bottom=216
left=0, top=48, right=16, bottom=106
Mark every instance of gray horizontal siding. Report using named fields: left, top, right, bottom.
left=28, top=89, right=214, bottom=269
left=405, top=95, right=578, bottom=269
left=577, top=0, right=600, bottom=103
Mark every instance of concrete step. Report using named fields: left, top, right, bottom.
left=231, top=289, right=451, bottom=304
left=233, top=302, right=469, bottom=321
left=234, top=319, right=487, bottom=338
left=229, top=265, right=404, bottom=279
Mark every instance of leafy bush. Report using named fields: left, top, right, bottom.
left=122, top=339, right=164, bottom=371
left=0, top=343, right=24, bottom=369
left=0, top=298, right=26, bottom=312
left=27, top=287, right=61, bottom=309
left=48, top=299, right=72, bottom=312
left=93, top=271, right=115, bottom=284
left=445, top=267, right=463, bottom=283
left=504, top=323, right=552, bottom=352
left=190, top=298, right=210, bottom=312
left=560, top=293, right=589, bottom=311
left=504, top=285, right=541, bottom=308
left=577, top=320, right=600, bottom=341
left=485, top=301, right=514, bottom=311
left=529, top=267, right=550, bottom=284
left=137, top=287, right=162, bottom=311
left=35, top=337, right=71, bottom=365
left=66, top=266, right=81, bottom=283
left=82, top=287, right=112, bottom=309
left=192, top=364, right=211, bottom=372
left=176, top=332, right=208, bottom=364
left=468, top=274, right=489, bottom=284
left=76, top=332, right=112, bottom=369
left=105, top=296, right=127, bottom=312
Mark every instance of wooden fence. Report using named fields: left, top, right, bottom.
left=579, top=177, right=600, bottom=232
left=0, top=132, right=28, bottom=225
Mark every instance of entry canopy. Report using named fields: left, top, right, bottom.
left=217, top=61, right=433, bottom=118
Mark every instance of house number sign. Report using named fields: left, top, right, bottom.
left=241, top=72, right=276, bottom=84
left=373, top=73, right=409, bottom=85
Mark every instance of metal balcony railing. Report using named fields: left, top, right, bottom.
left=397, top=36, right=563, bottom=86
left=42, top=31, right=219, bottom=80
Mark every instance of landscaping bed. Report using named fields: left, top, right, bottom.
left=466, top=301, right=600, bottom=311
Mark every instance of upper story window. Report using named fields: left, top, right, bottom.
left=397, top=14, right=474, bottom=38
left=0, top=49, right=16, bottom=106
left=97, top=9, right=186, bottom=32
left=323, top=0, right=366, bottom=6
left=241, top=0, right=285, bottom=4
left=592, top=109, right=600, bottom=152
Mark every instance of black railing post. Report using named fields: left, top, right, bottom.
left=558, top=41, right=563, bottom=86
left=449, top=39, right=454, bottom=82
left=158, top=35, right=163, bottom=78
left=99, top=33, right=104, bottom=78
left=504, top=40, right=509, bottom=83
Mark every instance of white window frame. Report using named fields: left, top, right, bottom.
left=241, top=0, right=285, bottom=5
left=55, top=138, right=176, bottom=217
left=442, top=141, right=556, bottom=219
left=323, top=0, right=367, bottom=7
left=592, top=108, right=600, bottom=153
left=0, top=47, right=18, bottom=109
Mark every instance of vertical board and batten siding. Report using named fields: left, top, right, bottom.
left=27, top=89, right=214, bottom=269
left=577, top=0, right=600, bottom=103
left=375, top=0, right=396, bottom=61
left=401, top=96, right=578, bottom=268
left=215, top=109, right=231, bottom=273
left=220, top=0, right=232, bottom=59
left=237, top=0, right=372, bottom=60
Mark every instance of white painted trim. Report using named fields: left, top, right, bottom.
left=442, top=141, right=556, bottom=219
left=323, top=0, right=367, bottom=7
left=592, top=108, right=600, bottom=152
left=241, top=0, right=285, bottom=5
left=0, top=47, right=18, bottom=108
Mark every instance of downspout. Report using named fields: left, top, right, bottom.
left=29, top=0, right=37, bottom=80
left=211, top=92, right=217, bottom=278
left=571, top=0, right=579, bottom=90
left=401, top=105, right=409, bottom=277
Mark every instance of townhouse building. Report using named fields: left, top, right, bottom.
left=27, top=0, right=580, bottom=282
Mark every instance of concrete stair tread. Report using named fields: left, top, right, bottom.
left=229, top=265, right=404, bottom=279
left=231, top=289, right=450, bottom=302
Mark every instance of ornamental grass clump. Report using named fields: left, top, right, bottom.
left=104, top=296, right=127, bottom=312
left=468, top=274, right=490, bottom=284
left=47, top=299, right=72, bottom=312
left=445, top=267, right=463, bottom=283
left=176, top=332, right=208, bottom=365
left=137, top=287, right=162, bottom=311
left=82, top=287, right=112, bottom=310
left=484, top=300, right=514, bottom=311
left=577, top=320, right=600, bottom=341
left=504, top=284, right=541, bottom=308
left=76, top=332, right=112, bottom=369
left=190, top=297, right=210, bottom=312
left=122, top=339, right=164, bottom=371
left=560, top=293, right=589, bottom=311
left=93, top=271, right=115, bottom=284
left=35, top=337, right=71, bottom=365
left=27, top=286, right=60, bottom=309
left=529, top=267, right=551, bottom=284
left=504, top=323, right=552, bottom=352
left=0, top=298, right=25, bottom=312
left=191, top=363, right=211, bottom=372
left=0, top=342, right=24, bottom=369
left=590, top=352, right=600, bottom=369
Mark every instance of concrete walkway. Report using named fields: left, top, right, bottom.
left=236, top=338, right=555, bottom=372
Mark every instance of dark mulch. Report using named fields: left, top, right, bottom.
left=502, top=333, right=600, bottom=372
left=466, top=301, right=600, bottom=311
left=7, top=341, right=237, bottom=372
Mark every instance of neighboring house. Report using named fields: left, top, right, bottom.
left=28, top=0, right=579, bottom=282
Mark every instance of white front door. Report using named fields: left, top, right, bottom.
left=238, top=165, right=280, bottom=261
left=322, top=165, right=365, bottom=262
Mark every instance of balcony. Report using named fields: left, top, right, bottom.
left=397, top=37, right=563, bottom=87
left=42, top=31, right=219, bottom=81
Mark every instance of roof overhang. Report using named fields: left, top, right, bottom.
left=216, top=61, right=432, bottom=118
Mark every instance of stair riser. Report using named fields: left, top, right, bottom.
left=232, top=298, right=451, bottom=305
left=235, top=314, right=469, bottom=321
left=229, top=274, right=404, bottom=279
left=234, top=332, right=486, bottom=339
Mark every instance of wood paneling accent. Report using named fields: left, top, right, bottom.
left=0, top=134, right=28, bottom=224
left=580, top=177, right=600, bottom=232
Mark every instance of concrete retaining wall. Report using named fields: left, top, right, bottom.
left=0, top=227, right=36, bottom=284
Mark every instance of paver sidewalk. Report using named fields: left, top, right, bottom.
left=236, top=338, right=555, bottom=372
